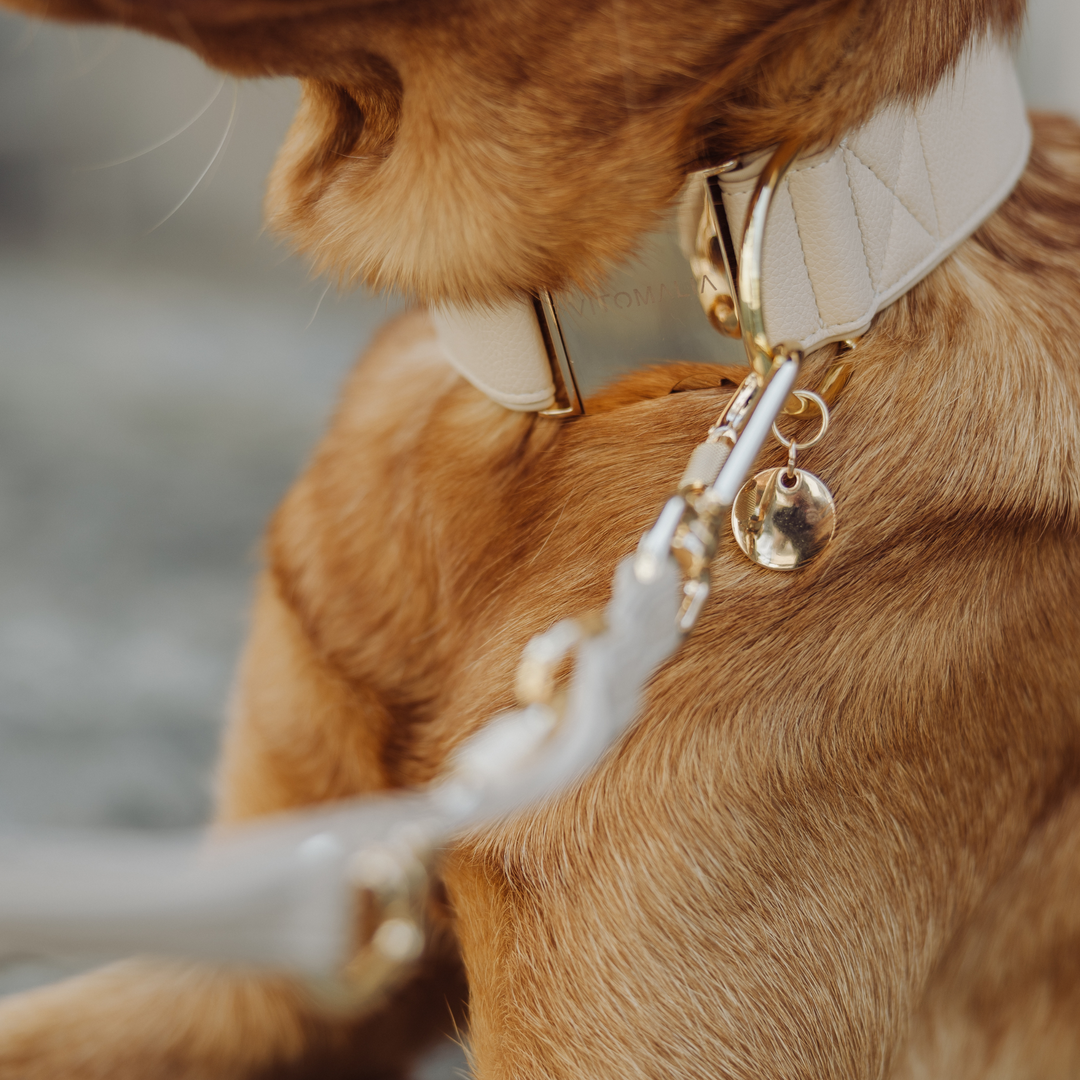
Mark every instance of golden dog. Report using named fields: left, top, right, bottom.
left=2, top=1, right=1080, bottom=1078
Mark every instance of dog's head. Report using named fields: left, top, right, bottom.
left=5, top=0, right=1022, bottom=303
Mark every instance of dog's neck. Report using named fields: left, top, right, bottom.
left=433, top=41, right=1030, bottom=414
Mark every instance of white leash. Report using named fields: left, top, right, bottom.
left=0, top=140, right=800, bottom=1005
left=0, top=424, right=774, bottom=998
left=0, top=555, right=683, bottom=994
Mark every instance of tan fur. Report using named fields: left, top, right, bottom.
left=1, top=0, right=1022, bottom=302
left=1, top=0, right=1079, bottom=1078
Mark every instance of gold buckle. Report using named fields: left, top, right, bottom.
left=534, top=293, right=583, bottom=416
left=706, top=140, right=854, bottom=415
left=533, top=168, right=749, bottom=415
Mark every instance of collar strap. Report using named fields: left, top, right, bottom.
left=432, top=40, right=1030, bottom=413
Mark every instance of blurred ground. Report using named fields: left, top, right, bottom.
left=0, top=1, right=1077, bottom=1070
left=0, top=245, right=395, bottom=834
left=0, top=9, right=433, bottom=1043
left=0, top=10, right=406, bottom=831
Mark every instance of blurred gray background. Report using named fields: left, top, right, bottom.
left=0, top=9, right=414, bottom=1005
left=0, top=17, right=399, bottom=843
left=0, top=0, right=1076, bottom=1020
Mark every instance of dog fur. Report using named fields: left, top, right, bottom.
left=2, top=1, right=1080, bottom=1078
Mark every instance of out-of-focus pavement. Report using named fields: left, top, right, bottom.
left=0, top=2, right=1076, bottom=1070
left=0, top=247, right=394, bottom=834
left=0, top=14, right=406, bottom=839
left=0, top=247, right=411, bottom=992
left=0, top=11, right=427, bottom=1019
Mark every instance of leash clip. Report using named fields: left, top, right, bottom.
left=636, top=139, right=807, bottom=628
left=634, top=347, right=801, bottom=630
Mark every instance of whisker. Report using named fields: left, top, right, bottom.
left=79, top=78, right=226, bottom=171
left=145, top=81, right=238, bottom=234
left=305, top=282, right=333, bottom=329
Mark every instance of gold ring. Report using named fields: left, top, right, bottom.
left=771, top=390, right=829, bottom=451
left=737, top=137, right=804, bottom=379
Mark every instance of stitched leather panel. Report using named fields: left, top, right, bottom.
left=430, top=301, right=555, bottom=411
left=720, top=41, right=1030, bottom=353
left=788, top=149, right=875, bottom=328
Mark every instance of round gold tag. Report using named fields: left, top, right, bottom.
left=731, top=467, right=836, bottom=571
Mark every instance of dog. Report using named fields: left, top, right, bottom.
left=2, top=0, right=1080, bottom=1078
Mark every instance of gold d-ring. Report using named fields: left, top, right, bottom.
left=737, top=137, right=804, bottom=379
left=772, top=390, right=830, bottom=451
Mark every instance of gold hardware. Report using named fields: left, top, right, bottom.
left=818, top=357, right=853, bottom=402
left=314, top=840, right=432, bottom=1010
left=691, top=188, right=741, bottom=338
left=514, top=612, right=605, bottom=708
left=535, top=293, right=584, bottom=416
left=532, top=189, right=749, bottom=412
left=701, top=164, right=743, bottom=341
left=735, top=138, right=804, bottom=378
left=707, top=294, right=741, bottom=337
left=669, top=496, right=727, bottom=630
left=731, top=389, right=837, bottom=571
left=774, top=390, right=831, bottom=459
left=781, top=357, right=853, bottom=416
left=529, top=148, right=863, bottom=418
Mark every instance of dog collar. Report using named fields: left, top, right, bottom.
left=432, top=41, right=1030, bottom=414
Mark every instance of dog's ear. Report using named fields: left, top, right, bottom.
left=4, top=0, right=1025, bottom=302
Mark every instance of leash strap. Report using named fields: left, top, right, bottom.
left=0, top=558, right=683, bottom=1001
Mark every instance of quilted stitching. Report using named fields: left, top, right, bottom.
left=781, top=110, right=945, bottom=336
left=844, top=141, right=938, bottom=293
left=719, top=41, right=1030, bottom=353
left=789, top=148, right=874, bottom=330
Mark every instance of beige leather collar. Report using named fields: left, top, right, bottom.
left=433, top=40, right=1031, bottom=413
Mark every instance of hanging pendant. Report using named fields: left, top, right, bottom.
left=731, top=388, right=836, bottom=571
left=731, top=465, right=836, bottom=570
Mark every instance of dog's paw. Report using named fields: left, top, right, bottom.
left=0, top=960, right=306, bottom=1080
